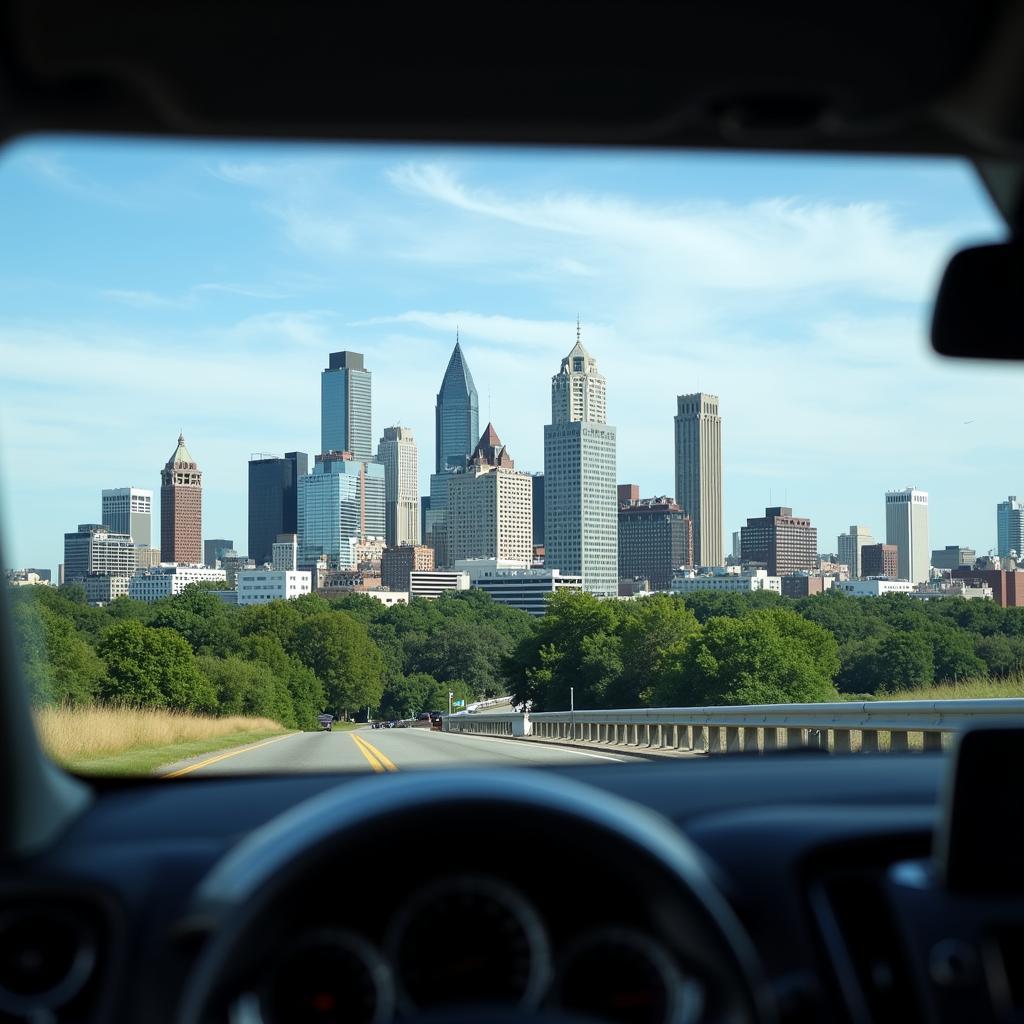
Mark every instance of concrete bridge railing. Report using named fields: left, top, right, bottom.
left=443, top=699, right=1024, bottom=753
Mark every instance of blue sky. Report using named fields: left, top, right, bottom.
left=0, top=138, right=1016, bottom=575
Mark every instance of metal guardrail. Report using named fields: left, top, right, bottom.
left=443, top=699, right=1024, bottom=752
left=466, top=696, right=514, bottom=712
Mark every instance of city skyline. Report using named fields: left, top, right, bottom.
left=0, top=140, right=1017, bottom=573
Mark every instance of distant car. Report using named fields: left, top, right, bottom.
left=387, top=721, right=396, bottom=728
left=317, top=714, right=334, bottom=732
left=429, top=711, right=444, bottom=731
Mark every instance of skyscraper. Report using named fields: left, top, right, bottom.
left=448, top=424, right=533, bottom=565
left=204, top=539, right=234, bottom=568
left=532, top=472, right=545, bottom=547
left=997, top=496, right=1024, bottom=558
left=297, top=452, right=385, bottom=568
left=674, top=393, right=723, bottom=567
left=376, top=426, right=420, bottom=548
left=885, top=487, right=929, bottom=584
left=248, top=451, right=308, bottom=565
left=435, top=338, right=479, bottom=473
left=160, top=433, right=202, bottom=564
left=101, top=487, right=152, bottom=547
left=837, top=525, right=875, bottom=579
left=543, top=327, right=618, bottom=597
left=740, top=506, right=817, bottom=576
left=426, top=338, right=480, bottom=565
left=321, top=351, right=372, bottom=459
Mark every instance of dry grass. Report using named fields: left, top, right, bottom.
left=35, top=705, right=284, bottom=763
left=882, top=676, right=1024, bottom=700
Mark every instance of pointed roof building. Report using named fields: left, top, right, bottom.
left=160, top=431, right=202, bottom=564
left=435, top=337, right=480, bottom=473
left=552, top=322, right=607, bottom=425
left=469, top=423, right=515, bottom=469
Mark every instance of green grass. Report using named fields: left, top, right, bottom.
left=848, top=674, right=1024, bottom=702
left=68, top=727, right=292, bottom=777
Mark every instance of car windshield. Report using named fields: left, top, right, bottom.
left=1, top=138, right=1018, bottom=776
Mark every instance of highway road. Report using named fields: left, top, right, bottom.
left=162, top=726, right=644, bottom=776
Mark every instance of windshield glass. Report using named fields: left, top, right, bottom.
left=1, top=139, right=1016, bottom=775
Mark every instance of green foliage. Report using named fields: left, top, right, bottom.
left=196, top=654, right=296, bottom=727
left=11, top=601, right=106, bottom=706
left=656, top=609, right=840, bottom=707
left=286, top=611, right=385, bottom=716
left=97, top=620, right=217, bottom=712
left=876, top=631, right=935, bottom=692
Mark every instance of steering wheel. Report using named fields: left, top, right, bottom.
left=176, top=772, right=772, bottom=1024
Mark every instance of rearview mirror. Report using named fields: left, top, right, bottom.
left=932, top=242, right=1024, bottom=358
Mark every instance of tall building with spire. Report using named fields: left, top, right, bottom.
left=377, top=426, right=420, bottom=548
left=160, top=433, right=203, bottom=564
left=543, top=324, right=618, bottom=597
left=674, top=393, right=723, bottom=567
left=448, top=424, right=533, bottom=565
left=435, top=335, right=479, bottom=473
left=321, top=351, right=372, bottom=460
left=426, top=336, right=480, bottom=565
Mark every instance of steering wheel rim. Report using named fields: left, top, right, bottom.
left=176, top=771, right=773, bottom=1024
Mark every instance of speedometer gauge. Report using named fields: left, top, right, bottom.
left=385, top=875, right=551, bottom=1012
left=237, top=929, right=394, bottom=1024
left=554, top=928, right=704, bottom=1024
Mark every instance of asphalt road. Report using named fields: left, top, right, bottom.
left=162, top=726, right=643, bottom=776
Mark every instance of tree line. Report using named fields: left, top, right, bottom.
left=10, top=584, right=532, bottom=728
left=505, top=588, right=1024, bottom=711
left=12, top=583, right=1024, bottom=728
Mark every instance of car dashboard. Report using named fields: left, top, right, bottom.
left=0, top=753, right=1021, bottom=1024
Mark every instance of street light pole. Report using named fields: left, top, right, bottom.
left=448, top=691, right=453, bottom=716
left=570, top=686, right=575, bottom=741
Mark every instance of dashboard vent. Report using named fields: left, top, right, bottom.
left=0, top=902, right=100, bottom=1021
left=810, top=866, right=922, bottom=1024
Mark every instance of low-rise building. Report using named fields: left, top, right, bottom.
left=6, top=570, right=50, bottom=587
left=781, top=572, right=836, bottom=598
left=128, top=564, right=227, bottom=602
left=235, top=569, right=312, bottom=605
left=367, top=591, right=409, bottom=607
left=221, top=553, right=256, bottom=587
left=83, top=574, right=130, bottom=605
left=318, top=570, right=382, bottom=597
left=834, top=579, right=914, bottom=597
left=409, top=570, right=470, bottom=600
left=931, top=545, right=977, bottom=570
left=134, top=547, right=162, bottom=569
left=909, top=579, right=992, bottom=601
left=671, top=566, right=782, bottom=594
left=381, top=544, right=434, bottom=592
left=452, top=557, right=584, bottom=615
left=951, top=567, right=1024, bottom=608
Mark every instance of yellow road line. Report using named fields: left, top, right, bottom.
left=163, top=733, right=294, bottom=778
left=351, top=732, right=398, bottom=772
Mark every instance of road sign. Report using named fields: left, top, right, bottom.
left=453, top=699, right=465, bottom=708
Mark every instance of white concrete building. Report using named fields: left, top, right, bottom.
left=885, top=487, right=930, bottom=585
left=101, top=487, right=153, bottom=548
left=376, top=426, right=420, bottom=548
left=448, top=424, right=533, bottom=566
left=835, top=578, right=914, bottom=597
left=84, top=574, right=130, bottom=605
left=128, top=564, right=226, bottom=602
left=671, top=566, right=782, bottom=594
left=837, top=525, right=874, bottom=579
left=235, top=569, right=312, bottom=606
left=409, top=570, right=470, bottom=600
left=367, top=590, right=409, bottom=606
left=63, top=524, right=137, bottom=582
left=543, top=329, right=618, bottom=598
left=674, top=393, right=723, bottom=567
left=272, top=533, right=298, bottom=571
left=454, top=558, right=583, bottom=616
